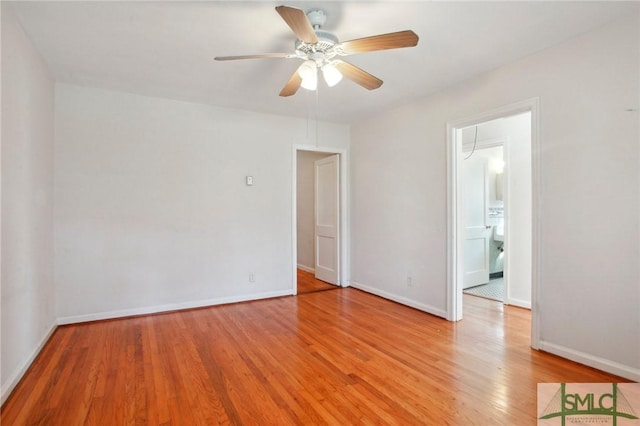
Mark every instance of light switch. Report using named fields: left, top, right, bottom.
left=246, top=176, right=253, bottom=186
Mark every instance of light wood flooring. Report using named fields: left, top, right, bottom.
left=1, top=288, right=628, bottom=425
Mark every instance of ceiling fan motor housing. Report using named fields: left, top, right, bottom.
left=295, top=9, right=339, bottom=64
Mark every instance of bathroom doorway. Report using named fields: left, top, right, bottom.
left=461, top=141, right=506, bottom=302
left=447, top=99, right=538, bottom=347
left=458, top=112, right=531, bottom=309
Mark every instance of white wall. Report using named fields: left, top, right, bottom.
left=503, top=113, right=532, bottom=307
left=296, top=150, right=332, bottom=271
left=54, top=84, right=349, bottom=322
left=1, top=3, right=56, bottom=402
left=350, top=16, right=639, bottom=379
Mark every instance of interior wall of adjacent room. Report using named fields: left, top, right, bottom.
left=54, top=84, right=349, bottom=322
left=350, top=15, right=639, bottom=376
left=296, top=150, right=333, bottom=272
left=1, top=3, right=56, bottom=402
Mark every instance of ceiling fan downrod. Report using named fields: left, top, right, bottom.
left=306, top=9, right=327, bottom=30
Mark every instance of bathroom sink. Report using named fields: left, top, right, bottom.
left=494, top=224, right=504, bottom=242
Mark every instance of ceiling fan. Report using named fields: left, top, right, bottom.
left=214, top=5, right=419, bottom=97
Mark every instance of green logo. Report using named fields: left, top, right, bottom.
left=539, top=383, right=639, bottom=425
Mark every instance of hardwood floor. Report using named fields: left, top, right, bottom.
left=1, top=289, right=628, bottom=425
left=297, top=268, right=338, bottom=294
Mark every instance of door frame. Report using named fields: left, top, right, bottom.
left=292, top=145, right=349, bottom=295
left=446, top=98, right=540, bottom=349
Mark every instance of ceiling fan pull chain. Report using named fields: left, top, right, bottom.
left=315, top=86, right=319, bottom=148
left=306, top=89, right=310, bottom=143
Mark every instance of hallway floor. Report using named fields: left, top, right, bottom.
left=297, top=268, right=338, bottom=294
left=463, top=277, right=504, bottom=302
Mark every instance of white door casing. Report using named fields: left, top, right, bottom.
left=314, top=154, right=340, bottom=285
left=462, top=155, right=491, bottom=289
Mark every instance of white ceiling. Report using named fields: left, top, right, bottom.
left=10, top=1, right=638, bottom=124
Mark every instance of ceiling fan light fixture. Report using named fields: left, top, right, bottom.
left=298, top=60, right=318, bottom=90
left=322, top=63, right=343, bottom=87
left=300, top=75, right=317, bottom=91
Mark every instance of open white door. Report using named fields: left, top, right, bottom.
left=462, top=155, right=491, bottom=289
left=314, top=154, right=340, bottom=285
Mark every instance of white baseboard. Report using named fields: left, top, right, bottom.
left=1, top=321, right=58, bottom=405
left=296, top=264, right=315, bottom=273
left=57, top=289, right=293, bottom=325
left=2, top=290, right=294, bottom=403
left=538, top=340, right=640, bottom=382
left=506, top=297, right=531, bottom=309
left=349, top=281, right=448, bottom=319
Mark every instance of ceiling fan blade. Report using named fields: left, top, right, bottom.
left=279, top=67, right=303, bottom=97
left=275, top=5, right=318, bottom=44
left=338, top=30, right=419, bottom=55
left=215, top=53, right=292, bottom=61
left=334, top=61, right=383, bottom=90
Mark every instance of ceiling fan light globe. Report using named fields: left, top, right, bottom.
left=300, top=74, right=318, bottom=91
left=322, top=64, right=343, bottom=87
left=298, top=60, right=318, bottom=90
left=298, top=60, right=316, bottom=80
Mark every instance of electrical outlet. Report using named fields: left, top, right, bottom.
left=249, top=273, right=255, bottom=283
left=407, top=276, right=413, bottom=287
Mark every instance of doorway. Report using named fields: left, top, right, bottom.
left=293, top=146, right=348, bottom=295
left=447, top=98, right=540, bottom=349
left=461, top=141, right=505, bottom=302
